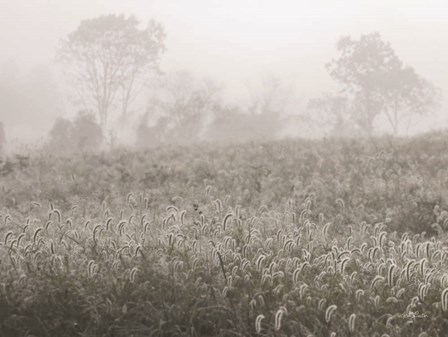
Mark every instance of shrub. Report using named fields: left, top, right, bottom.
left=47, top=111, right=102, bottom=152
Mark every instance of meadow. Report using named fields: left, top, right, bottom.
left=1, top=132, right=448, bottom=336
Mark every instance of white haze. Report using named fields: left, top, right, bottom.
left=0, top=0, right=447, bottom=142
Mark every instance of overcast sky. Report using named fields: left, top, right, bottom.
left=1, top=0, right=447, bottom=136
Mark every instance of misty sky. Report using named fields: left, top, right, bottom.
left=1, top=0, right=447, bottom=137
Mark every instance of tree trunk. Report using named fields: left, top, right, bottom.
left=393, top=99, right=399, bottom=136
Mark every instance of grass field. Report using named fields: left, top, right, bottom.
left=1, top=133, right=448, bottom=336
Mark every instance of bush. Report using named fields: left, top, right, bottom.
left=47, top=111, right=102, bottom=152
left=72, top=112, right=103, bottom=150
left=135, top=113, right=167, bottom=148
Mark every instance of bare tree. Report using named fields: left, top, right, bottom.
left=57, top=14, right=166, bottom=130
left=145, top=71, right=222, bottom=144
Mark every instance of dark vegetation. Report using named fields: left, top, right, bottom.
left=1, top=133, right=448, bottom=336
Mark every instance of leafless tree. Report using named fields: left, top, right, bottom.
left=57, top=14, right=166, bottom=130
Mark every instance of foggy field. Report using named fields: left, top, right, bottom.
left=1, top=135, right=448, bottom=336
left=1, top=1, right=448, bottom=336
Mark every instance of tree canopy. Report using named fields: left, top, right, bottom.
left=326, top=32, right=440, bottom=135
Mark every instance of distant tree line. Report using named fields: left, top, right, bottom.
left=136, top=72, right=289, bottom=147
left=53, top=14, right=294, bottom=149
left=1, top=16, right=439, bottom=152
left=47, top=18, right=442, bottom=150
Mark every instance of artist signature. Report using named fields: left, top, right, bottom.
left=400, top=311, right=429, bottom=319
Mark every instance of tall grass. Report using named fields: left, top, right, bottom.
left=1, top=132, right=448, bottom=336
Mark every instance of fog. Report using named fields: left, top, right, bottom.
left=0, top=0, right=447, bottom=148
